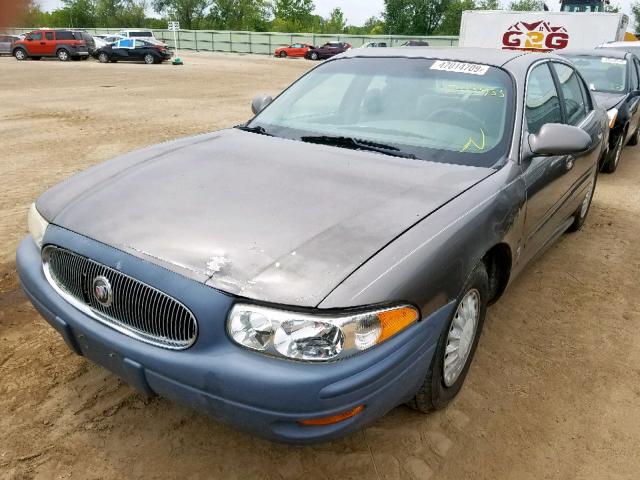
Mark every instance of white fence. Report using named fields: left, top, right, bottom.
left=6, top=28, right=459, bottom=54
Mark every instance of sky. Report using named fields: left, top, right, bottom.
left=36, top=0, right=636, bottom=26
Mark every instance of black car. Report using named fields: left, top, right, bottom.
left=561, top=49, right=640, bottom=173
left=95, top=38, right=172, bottom=65
left=305, top=42, right=351, bottom=61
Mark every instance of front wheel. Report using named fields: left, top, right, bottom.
left=408, top=262, right=488, bottom=413
left=14, top=48, right=27, bottom=61
left=279, top=51, right=287, bottom=58
left=57, top=49, right=70, bottom=62
left=602, top=133, right=624, bottom=173
left=98, top=52, right=109, bottom=63
left=628, top=126, right=640, bottom=146
left=144, top=53, right=155, bottom=65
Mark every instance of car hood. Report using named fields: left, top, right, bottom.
left=592, top=91, right=626, bottom=111
left=37, top=129, right=494, bottom=307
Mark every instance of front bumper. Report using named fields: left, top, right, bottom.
left=16, top=227, right=450, bottom=443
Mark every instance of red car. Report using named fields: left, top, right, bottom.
left=274, top=43, right=314, bottom=58
left=13, top=29, right=90, bottom=61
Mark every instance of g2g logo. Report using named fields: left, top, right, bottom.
left=502, top=21, right=569, bottom=52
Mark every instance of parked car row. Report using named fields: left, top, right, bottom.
left=7, top=29, right=172, bottom=64
left=274, top=40, right=431, bottom=60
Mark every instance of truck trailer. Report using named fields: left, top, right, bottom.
left=459, top=10, right=629, bottom=52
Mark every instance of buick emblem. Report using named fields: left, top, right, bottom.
left=92, top=276, right=113, bottom=307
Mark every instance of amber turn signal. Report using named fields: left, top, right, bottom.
left=298, top=405, right=365, bottom=426
left=377, top=306, right=419, bottom=344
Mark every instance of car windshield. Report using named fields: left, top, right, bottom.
left=248, top=57, right=514, bottom=167
left=565, top=55, right=628, bottom=93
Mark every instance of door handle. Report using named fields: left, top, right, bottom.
left=40, top=42, right=45, bottom=45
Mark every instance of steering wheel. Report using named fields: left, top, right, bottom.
left=425, top=108, right=484, bottom=127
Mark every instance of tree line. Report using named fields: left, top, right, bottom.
left=17, top=0, right=631, bottom=35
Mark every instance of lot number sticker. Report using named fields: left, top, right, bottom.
left=431, top=61, right=489, bottom=76
left=601, top=57, right=626, bottom=65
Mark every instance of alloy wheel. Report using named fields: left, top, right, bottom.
left=144, top=54, right=154, bottom=64
left=613, top=136, right=623, bottom=168
left=443, top=289, right=480, bottom=387
left=15, top=49, right=26, bottom=60
left=57, top=50, right=69, bottom=61
left=98, top=53, right=109, bottom=63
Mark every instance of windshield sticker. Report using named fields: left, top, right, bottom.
left=601, top=58, right=627, bottom=65
left=431, top=61, right=489, bottom=76
left=461, top=128, right=486, bottom=153
left=447, top=85, right=506, bottom=97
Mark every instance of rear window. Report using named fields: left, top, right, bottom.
left=55, top=31, right=75, bottom=40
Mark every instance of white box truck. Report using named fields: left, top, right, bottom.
left=459, top=10, right=629, bottom=52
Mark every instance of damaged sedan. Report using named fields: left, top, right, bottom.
left=17, top=48, right=607, bottom=443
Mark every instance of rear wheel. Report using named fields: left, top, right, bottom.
left=14, top=48, right=27, bottom=61
left=602, top=133, right=624, bottom=173
left=98, top=52, right=109, bottom=63
left=310, top=52, right=319, bottom=60
left=408, top=262, right=488, bottom=413
left=568, top=168, right=597, bottom=233
left=144, top=53, right=155, bottom=64
left=57, top=49, right=70, bottom=62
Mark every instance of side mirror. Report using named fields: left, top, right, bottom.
left=251, top=95, right=273, bottom=115
left=528, top=123, right=591, bottom=156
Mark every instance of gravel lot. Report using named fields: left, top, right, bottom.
left=1, top=52, right=639, bottom=480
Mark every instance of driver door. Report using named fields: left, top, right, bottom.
left=112, top=38, right=134, bottom=60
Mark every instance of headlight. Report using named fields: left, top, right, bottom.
left=227, top=304, right=419, bottom=362
left=27, top=203, right=49, bottom=250
left=607, top=108, right=618, bottom=129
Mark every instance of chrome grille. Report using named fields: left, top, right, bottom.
left=42, top=245, right=198, bottom=350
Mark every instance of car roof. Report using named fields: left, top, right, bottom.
left=559, top=48, right=630, bottom=59
left=340, top=47, right=550, bottom=68
left=599, top=41, right=640, bottom=47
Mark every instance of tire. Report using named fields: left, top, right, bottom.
left=57, top=49, right=70, bottom=62
left=408, top=262, right=489, bottom=413
left=279, top=51, right=287, bottom=58
left=602, top=133, right=624, bottom=173
left=628, top=126, right=640, bottom=146
left=14, top=48, right=27, bottom=61
left=144, top=53, right=155, bottom=65
left=568, top=168, right=598, bottom=233
left=98, top=52, right=109, bottom=64
left=310, top=52, right=319, bottom=60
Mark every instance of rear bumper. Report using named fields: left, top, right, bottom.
left=17, top=228, right=450, bottom=444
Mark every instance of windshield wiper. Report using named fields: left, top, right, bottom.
left=235, top=124, right=273, bottom=136
left=299, top=135, right=416, bottom=159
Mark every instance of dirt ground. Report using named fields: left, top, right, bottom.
left=1, top=52, right=639, bottom=480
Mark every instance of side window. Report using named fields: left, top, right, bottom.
left=30, top=32, right=42, bottom=41
left=55, top=31, right=75, bottom=41
left=45, top=32, right=54, bottom=41
left=629, top=58, right=639, bottom=91
left=633, top=59, right=640, bottom=91
left=553, top=63, right=587, bottom=126
left=526, top=63, right=562, bottom=135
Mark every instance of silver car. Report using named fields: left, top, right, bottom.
left=18, top=48, right=608, bottom=443
left=0, top=35, right=19, bottom=55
